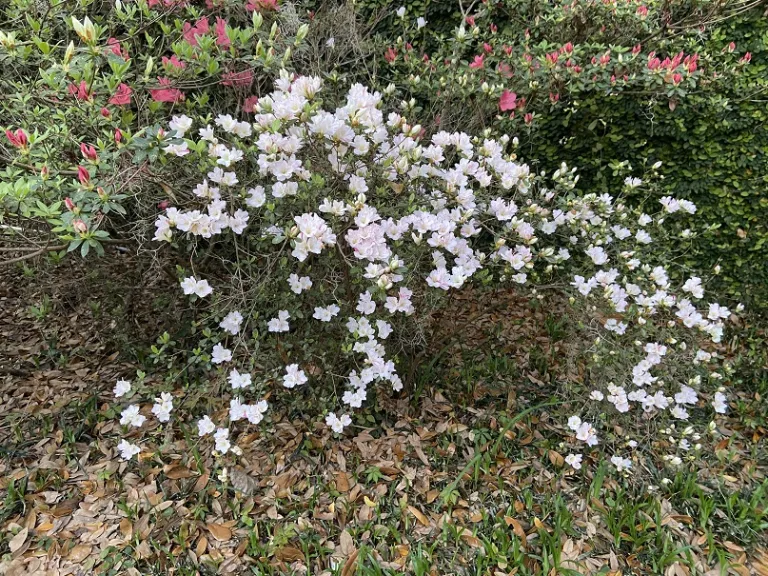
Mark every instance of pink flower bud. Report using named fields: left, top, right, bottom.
left=5, top=128, right=28, bottom=150
left=115, top=128, right=123, bottom=143
left=64, top=197, right=76, bottom=212
left=77, top=166, right=90, bottom=185
left=72, top=219, right=88, bottom=234
left=80, top=143, right=98, bottom=162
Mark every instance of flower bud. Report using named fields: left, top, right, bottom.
left=295, top=23, right=309, bottom=44
left=77, top=166, right=90, bottom=185
left=64, top=41, right=75, bottom=65
left=72, top=219, right=88, bottom=234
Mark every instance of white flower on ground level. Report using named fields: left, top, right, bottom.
left=356, top=291, right=376, bottom=315
left=396, top=6, right=405, bottom=17
left=288, top=274, right=312, bottom=294
left=228, top=368, right=252, bottom=390
left=283, top=364, right=308, bottom=388
left=211, top=343, right=232, bottom=364
left=712, top=391, right=728, bottom=414
left=565, top=453, right=583, bottom=470
left=268, top=310, right=291, bottom=332
left=245, top=400, right=269, bottom=425
left=417, top=17, right=427, bottom=28
left=567, top=416, right=582, bottom=431
left=313, top=304, right=341, bottom=322
left=117, top=439, right=141, bottom=461
left=214, top=427, right=231, bottom=454
left=114, top=379, right=131, bottom=398
left=180, top=276, right=213, bottom=298
left=326, top=412, right=352, bottom=433
left=197, top=415, right=216, bottom=436
left=151, top=392, right=174, bottom=423
left=120, top=405, right=145, bottom=428
left=219, top=310, right=243, bottom=335
left=169, top=114, right=193, bottom=137
left=610, top=455, right=632, bottom=472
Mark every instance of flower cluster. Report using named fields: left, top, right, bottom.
left=112, top=73, right=735, bottom=476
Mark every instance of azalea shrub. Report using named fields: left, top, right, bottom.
left=374, top=0, right=749, bottom=132
left=0, top=0, right=305, bottom=258
left=362, top=0, right=765, bottom=306
left=110, top=73, right=739, bottom=476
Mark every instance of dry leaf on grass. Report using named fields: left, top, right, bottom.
left=8, top=528, right=28, bottom=554
left=207, top=523, right=232, bottom=541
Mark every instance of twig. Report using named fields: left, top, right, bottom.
left=0, top=244, right=67, bottom=265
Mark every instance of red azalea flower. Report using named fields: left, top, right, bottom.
left=215, top=17, right=230, bottom=48
left=182, top=17, right=209, bottom=46
left=68, top=81, right=93, bottom=101
left=108, top=83, right=132, bottom=106
left=469, top=55, right=484, bottom=69
left=499, top=90, right=517, bottom=111
left=162, top=55, right=186, bottom=70
left=150, top=77, right=184, bottom=103
left=246, top=0, right=278, bottom=12
left=385, top=47, right=397, bottom=63
left=497, top=62, right=512, bottom=78
left=107, top=37, right=128, bottom=59
left=244, top=96, right=259, bottom=113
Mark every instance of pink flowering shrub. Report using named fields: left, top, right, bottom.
left=380, top=4, right=747, bottom=134
left=110, top=73, right=740, bottom=475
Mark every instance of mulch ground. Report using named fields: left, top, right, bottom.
left=1, top=259, right=766, bottom=576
